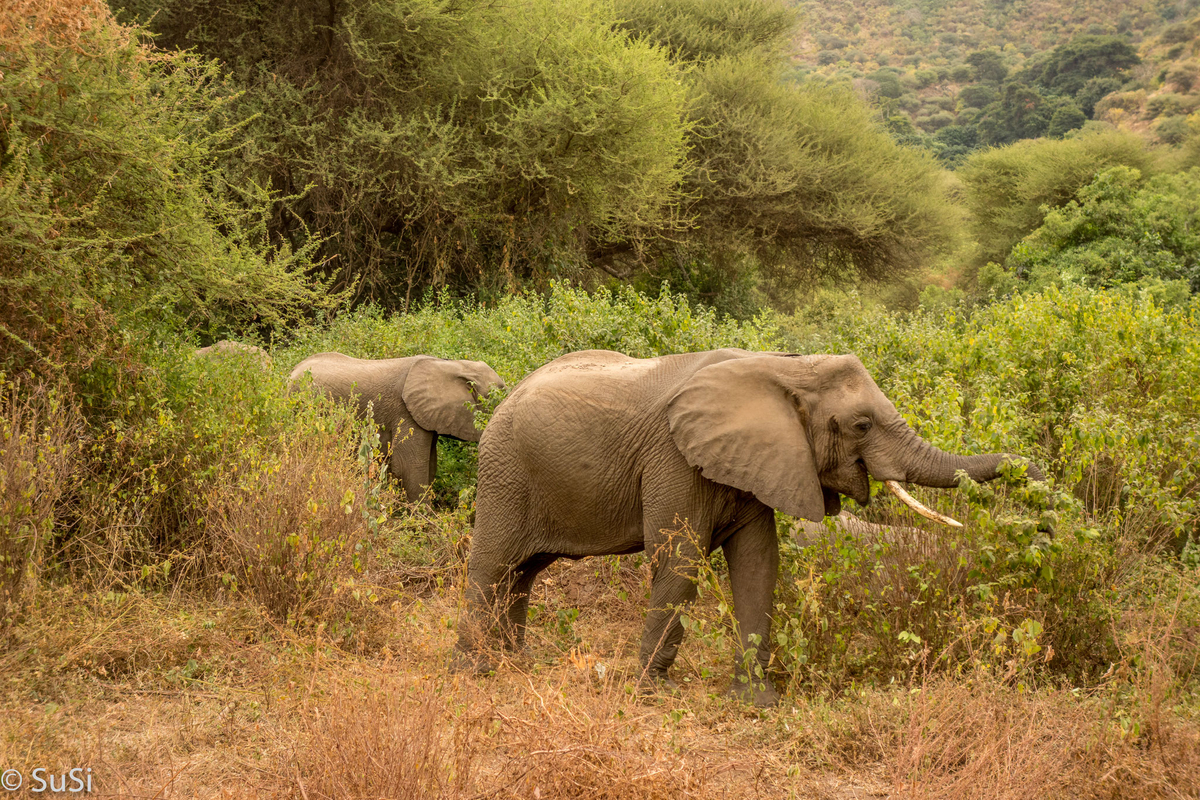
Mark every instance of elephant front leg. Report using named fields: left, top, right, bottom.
left=390, top=423, right=437, bottom=502
left=721, top=508, right=781, bottom=707
left=639, top=519, right=705, bottom=691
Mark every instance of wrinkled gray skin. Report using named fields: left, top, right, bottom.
left=194, top=340, right=272, bottom=368
left=288, top=353, right=504, bottom=502
left=454, top=349, right=1043, bottom=706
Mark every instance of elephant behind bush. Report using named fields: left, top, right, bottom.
left=288, top=353, right=504, bottom=502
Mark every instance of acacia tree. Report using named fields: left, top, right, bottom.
left=118, top=0, right=958, bottom=308
left=614, top=0, right=958, bottom=306
left=118, top=0, right=690, bottom=306
left=1, top=0, right=331, bottom=379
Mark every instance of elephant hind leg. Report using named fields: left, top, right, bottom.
left=453, top=548, right=554, bottom=670
left=501, top=553, right=558, bottom=651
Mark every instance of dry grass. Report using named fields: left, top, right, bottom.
left=203, top=426, right=394, bottom=626
left=883, top=678, right=1199, bottom=800
left=0, top=0, right=111, bottom=44
left=0, top=554, right=1196, bottom=800
left=0, top=381, right=80, bottom=631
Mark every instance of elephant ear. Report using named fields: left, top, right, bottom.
left=403, top=359, right=482, bottom=442
left=667, top=356, right=825, bottom=522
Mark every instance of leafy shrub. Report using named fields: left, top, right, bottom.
left=771, top=470, right=1092, bottom=688
left=958, top=130, right=1154, bottom=266
left=959, top=83, right=999, bottom=108
left=1093, top=90, right=1148, bottom=120
left=916, top=111, right=956, bottom=132
left=774, top=285, right=1200, bottom=683
left=62, top=343, right=366, bottom=590
left=1166, top=64, right=1199, bottom=92
left=1007, top=166, right=1200, bottom=291
left=1075, top=75, right=1125, bottom=117
left=0, top=0, right=328, bottom=381
left=1047, top=99, right=1087, bottom=137
left=204, top=406, right=395, bottom=626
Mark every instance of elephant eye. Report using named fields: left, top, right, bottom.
left=854, top=419, right=873, bottom=433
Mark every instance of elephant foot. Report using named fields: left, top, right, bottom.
left=637, top=670, right=682, bottom=698
left=449, top=648, right=495, bottom=677
left=727, top=675, right=781, bottom=708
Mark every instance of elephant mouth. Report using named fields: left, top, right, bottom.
left=855, top=460, right=871, bottom=503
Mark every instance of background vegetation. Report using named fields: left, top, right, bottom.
left=2, top=0, right=1199, bottom=796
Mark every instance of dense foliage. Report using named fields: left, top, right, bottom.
left=956, top=130, right=1154, bottom=268
left=0, top=0, right=330, bottom=382
left=770, top=284, right=1200, bottom=685
left=1009, top=167, right=1200, bottom=291
left=108, top=0, right=957, bottom=306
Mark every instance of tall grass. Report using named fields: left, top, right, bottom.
left=0, top=381, right=80, bottom=630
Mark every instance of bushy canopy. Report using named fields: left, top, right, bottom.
left=114, top=0, right=958, bottom=306
left=613, top=0, right=798, bottom=61
left=118, top=0, right=692, bottom=305
left=1008, top=166, right=1200, bottom=291
left=0, top=0, right=330, bottom=380
left=958, top=130, right=1154, bottom=268
left=685, top=57, right=959, bottom=288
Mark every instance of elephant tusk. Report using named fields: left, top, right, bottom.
left=884, top=480, right=963, bottom=528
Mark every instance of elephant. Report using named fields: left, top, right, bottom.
left=194, top=339, right=272, bottom=368
left=288, top=353, right=504, bottom=502
left=453, top=348, right=1044, bottom=706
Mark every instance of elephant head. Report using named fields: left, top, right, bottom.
left=404, top=357, right=505, bottom=443
left=667, top=353, right=1043, bottom=523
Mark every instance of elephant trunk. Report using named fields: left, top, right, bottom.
left=890, top=421, right=1045, bottom=487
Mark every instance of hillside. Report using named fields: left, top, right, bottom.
left=793, top=0, right=1200, bottom=162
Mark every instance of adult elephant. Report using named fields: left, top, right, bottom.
left=453, top=349, right=1043, bottom=706
left=289, top=353, right=504, bottom=502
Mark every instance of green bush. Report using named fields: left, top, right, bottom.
left=958, top=130, right=1154, bottom=267
left=63, top=341, right=377, bottom=593
left=1006, top=166, right=1200, bottom=291
left=772, top=284, right=1200, bottom=685
left=0, top=3, right=329, bottom=382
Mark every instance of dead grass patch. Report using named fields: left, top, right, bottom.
left=882, top=676, right=1200, bottom=800
left=0, top=381, right=80, bottom=631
